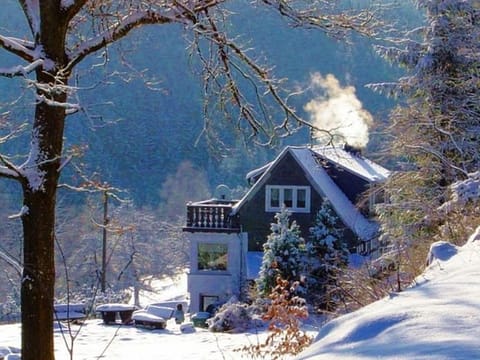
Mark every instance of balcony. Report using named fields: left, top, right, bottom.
left=183, top=199, right=241, bottom=233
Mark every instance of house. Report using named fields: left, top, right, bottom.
left=183, top=145, right=390, bottom=313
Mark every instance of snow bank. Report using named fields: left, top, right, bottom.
left=295, top=236, right=480, bottom=359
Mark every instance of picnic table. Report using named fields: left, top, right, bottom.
left=96, top=303, right=137, bottom=325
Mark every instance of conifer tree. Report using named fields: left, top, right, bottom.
left=257, top=207, right=305, bottom=296
left=369, top=0, right=480, bottom=271
left=305, top=201, right=349, bottom=310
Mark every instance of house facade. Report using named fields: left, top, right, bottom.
left=183, top=145, right=390, bottom=313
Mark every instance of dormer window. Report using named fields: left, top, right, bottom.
left=265, top=185, right=311, bottom=213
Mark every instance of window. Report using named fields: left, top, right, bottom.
left=270, top=188, right=280, bottom=208
left=265, top=186, right=311, bottom=213
left=200, top=295, right=220, bottom=312
left=198, top=243, right=228, bottom=271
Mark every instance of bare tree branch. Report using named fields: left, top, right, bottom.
left=259, top=0, right=384, bottom=37
left=64, top=10, right=177, bottom=74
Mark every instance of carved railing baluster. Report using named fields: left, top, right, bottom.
left=185, top=203, right=239, bottom=231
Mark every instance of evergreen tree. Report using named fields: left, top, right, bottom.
left=369, top=0, right=480, bottom=272
left=305, top=201, right=349, bottom=310
left=256, top=207, right=305, bottom=296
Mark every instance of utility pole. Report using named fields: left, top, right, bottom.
left=101, top=189, right=109, bottom=292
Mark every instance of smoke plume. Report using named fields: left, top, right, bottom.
left=304, top=73, right=373, bottom=148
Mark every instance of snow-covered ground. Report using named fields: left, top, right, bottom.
left=296, top=228, right=480, bottom=360
left=2, top=231, right=480, bottom=359
left=0, top=272, right=320, bottom=360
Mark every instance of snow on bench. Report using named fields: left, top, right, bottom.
left=132, top=305, right=175, bottom=330
left=54, top=303, right=87, bottom=322
left=96, top=303, right=137, bottom=325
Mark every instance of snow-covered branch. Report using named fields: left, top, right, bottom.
left=65, top=10, right=182, bottom=74
left=0, top=35, right=36, bottom=62
left=0, top=151, right=23, bottom=181
left=8, top=205, right=29, bottom=220
left=259, top=0, right=385, bottom=37
left=0, top=166, right=20, bottom=180
left=34, top=92, right=81, bottom=113
left=0, top=59, right=43, bottom=78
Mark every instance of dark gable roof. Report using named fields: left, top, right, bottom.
left=234, top=145, right=390, bottom=241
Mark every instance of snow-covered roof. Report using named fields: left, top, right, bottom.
left=311, top=145, right=390, bottom=183
left=290, top=147, right=380, bottom=240
left=245, top=162, right=272, bottom=182
left=234, top=145, right=389, bottom=240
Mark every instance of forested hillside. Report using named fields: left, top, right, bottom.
left=0, top=1, right=419, bottom=206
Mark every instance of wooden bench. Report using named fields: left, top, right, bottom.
left=96, top=303, right=137, bottom=325
left=132, top=305, right=175, bottom=330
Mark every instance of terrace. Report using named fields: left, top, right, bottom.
left=183, top=199, right=241, bottom=233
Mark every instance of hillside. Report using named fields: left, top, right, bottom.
left=295, top=229, right=480, bottom=360
left=0, top=1, right=418, bottom=206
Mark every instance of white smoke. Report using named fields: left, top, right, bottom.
left=304, top=73, right=373, bottom=148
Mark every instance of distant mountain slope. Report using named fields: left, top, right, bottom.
left=0, top=1, right=419, bottom=205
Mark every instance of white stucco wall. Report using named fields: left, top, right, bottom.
left=187, top=232, right=248, bottom=313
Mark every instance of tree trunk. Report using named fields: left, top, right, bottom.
left=21, top=82, right=66, bottom=360
left=19, top=5, right=69, bottom=359
left=21, top=189, right=57, bottom=360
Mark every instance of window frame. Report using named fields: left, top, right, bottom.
left=265, top=185, right=311, bottom=213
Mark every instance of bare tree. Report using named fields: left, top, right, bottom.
left=0, top=1, right=382, bottom=359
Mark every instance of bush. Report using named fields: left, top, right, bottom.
left=207, top=301, right=255, bottom=333
left=239, top=276, right=312, bottom=359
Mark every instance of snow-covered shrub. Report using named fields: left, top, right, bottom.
left=256, top=207, right=305, bottom=297
left=207, top=301, right=255, bottom=333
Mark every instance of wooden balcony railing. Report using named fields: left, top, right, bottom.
left=184, top=203, right=240, bottom=233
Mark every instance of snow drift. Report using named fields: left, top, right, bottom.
left=295, top=229, right=480, bottom=359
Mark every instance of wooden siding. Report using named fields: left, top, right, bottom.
left=237, top=152, right=359, bottom=251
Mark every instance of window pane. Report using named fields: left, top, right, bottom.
left=198, top=243, right=228, bottom=271
left=297, top=189, right=306, bottom=208
left=270, top=188, right=280, bottom=208
left=284, top=188, right=293, bottom=207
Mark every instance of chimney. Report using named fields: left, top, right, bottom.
left=343, top=143, right=362, bottom=156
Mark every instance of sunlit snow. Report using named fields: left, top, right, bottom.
left=2, top=235, right=480, bottom=359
